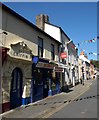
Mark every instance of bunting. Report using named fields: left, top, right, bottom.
left=89, top=52, right=99, bottom=56
left=76, top=37, right=98, bottom=47
left=79, top=49, right=98, bottom=56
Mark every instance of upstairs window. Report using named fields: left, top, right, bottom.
left=51, top=44, right=55, bottom=60
left=38, top=37, right=43, bottom=57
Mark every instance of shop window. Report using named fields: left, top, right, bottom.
left=62, top=59, right=66, bottom=64
left=51, top=72, right=56, bottom=91
left=34, top=69, right=43, bottom=85
left=51, top=80, right=56, bottom=91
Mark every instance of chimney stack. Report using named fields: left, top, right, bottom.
left=36, top=14, right=49, bottom=31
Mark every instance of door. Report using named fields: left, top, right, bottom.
left=33, top=69, right=43, bottom=102
left=10, top=68, right=23, bottom=109
left=43, top=71, right=49, bottom=98
left=43, top=79, right=49, bottom=98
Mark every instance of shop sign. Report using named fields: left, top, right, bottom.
left=32, top=56, right=39, bottom=64
left=36, top=62, right=54, bottom=69
left=54, top=67, right=63, bottom=72
left=10, top=42, right=32, bottom=60
left=11, top=52, right=31, bottom=59
left=60, top=52, right=67, bottom=59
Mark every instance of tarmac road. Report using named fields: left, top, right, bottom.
left=49, top=79, right=98, bottom=118
left=1, top=78, right=97, bottom=119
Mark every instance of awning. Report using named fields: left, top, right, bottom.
left=36, top=62, right=54, bottom=69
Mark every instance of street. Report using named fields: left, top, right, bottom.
left=49, top=79, right=98, bottom=118
left=1, top=78, right=98, bottom=119
left=1, top=3, right=98, bottom=120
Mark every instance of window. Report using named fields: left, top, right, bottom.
left=38, top=37, right=43, bottom=57
left=58, top=45, right=60, bottom=53
left=51, top=44, right=55, bottom=60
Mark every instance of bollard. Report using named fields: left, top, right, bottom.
left=48, top=89, right=52, bottom=96
left=73, top=77, right=75, bottom=86
left=22, top=85, right=27, bottom=105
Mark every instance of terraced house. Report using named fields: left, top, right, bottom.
left=36, top=14, right=79, bottom=89
left=0, top=3, right=64, bottom=112
left=0, top=3, right=79, bottom=113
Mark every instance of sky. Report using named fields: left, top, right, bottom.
left=3, top=2, right=97, bottom=60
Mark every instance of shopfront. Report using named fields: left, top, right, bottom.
left=31, top=56, right=63, bottom=102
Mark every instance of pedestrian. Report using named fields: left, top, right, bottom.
left=80, top=76, right=84, bottom=85
left=82, top=74, right=84, bottom=85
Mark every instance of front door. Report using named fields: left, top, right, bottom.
left=10, top=68, right=23, bottom=109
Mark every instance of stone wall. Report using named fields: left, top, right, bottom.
left=2, top=56, right=32, bottom=103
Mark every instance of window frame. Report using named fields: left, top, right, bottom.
left=51, top=44, right=55, bottom=60
left=38, top=37, right=43, bottom=57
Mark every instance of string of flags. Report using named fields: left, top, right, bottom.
left=89, top=52, right=99, bottom=56
left=80, top=49, right=98, bottom=56
left=76, top=36, right=98, bottom=47
left=76, top=36, right=99, bottom=57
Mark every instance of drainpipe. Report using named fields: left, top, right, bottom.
left=30, top=63, right=35, bottom=103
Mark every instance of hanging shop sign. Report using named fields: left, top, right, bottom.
left=60, top=52, right=67, bottom=59
left=54, top=66, right=63, bottom=72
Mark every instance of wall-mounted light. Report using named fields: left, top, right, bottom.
left=3, top=31, right=8, bottom=35
left=0, top=31, right=8, bottom=35
left=0, top=31, right=8, bottom=46
left=66, top=40, right=72, bottom=45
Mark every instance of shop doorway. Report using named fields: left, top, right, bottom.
left=43, top=78, right=49, bottom=98
left=10, top=67, right=23, bottom=109
left=43, top=71, right=50, bottom=98
left=33, top=69, right=43, bottom=101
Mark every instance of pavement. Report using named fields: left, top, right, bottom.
left=0, top=79, right=96, bottom=119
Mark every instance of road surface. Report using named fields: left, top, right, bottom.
left=49, top=79, right=98, bottom=118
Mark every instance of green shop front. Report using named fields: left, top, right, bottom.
left=31, top=56, right=63, bottom=102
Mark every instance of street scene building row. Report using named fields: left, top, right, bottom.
left=0, top=3, right=96, bottom=113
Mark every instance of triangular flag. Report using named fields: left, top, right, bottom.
left=97, top=36, right=99, bottom=39
left=78, top=43, right=80, bottom=46
left=90, top=40, right=92, bottom=42
left=92, top=40, right=95, bottom=42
